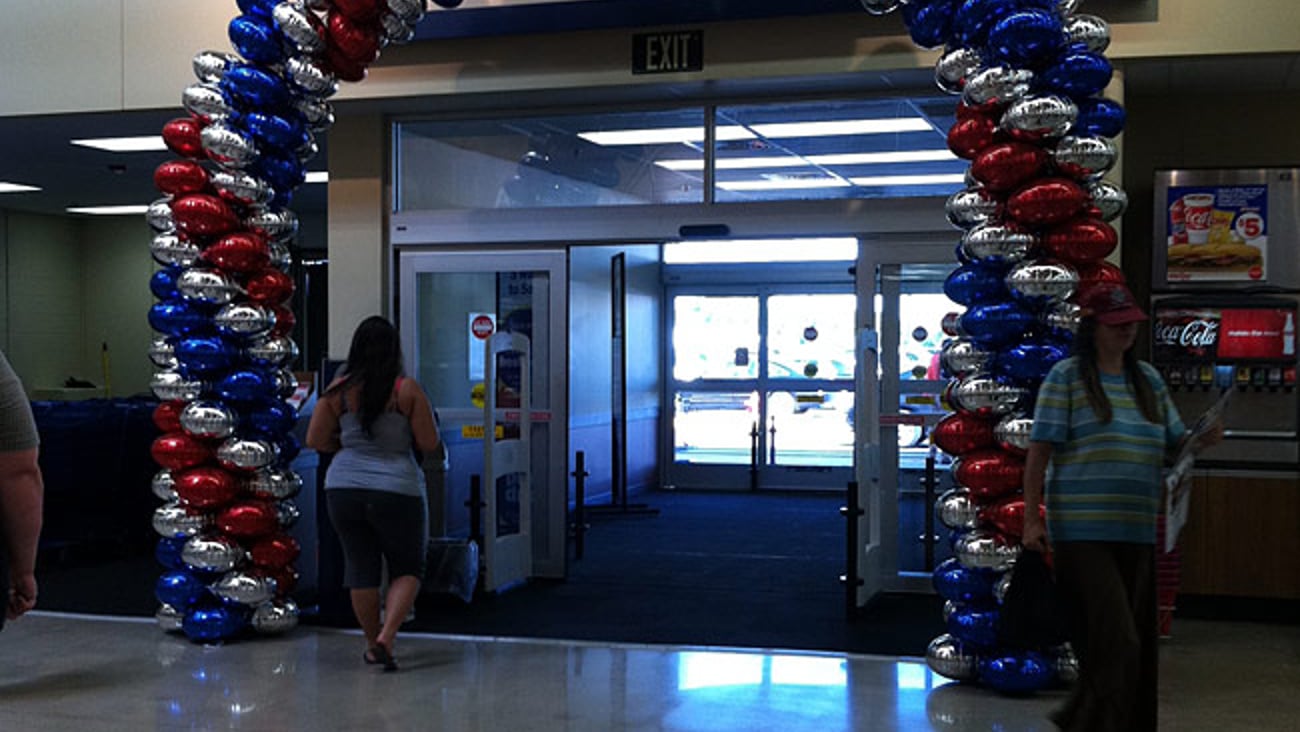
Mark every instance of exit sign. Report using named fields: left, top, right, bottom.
left=632, top=30, right=703, bottom=75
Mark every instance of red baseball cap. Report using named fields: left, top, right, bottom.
left=1078, top=281, right=1148, bottom=325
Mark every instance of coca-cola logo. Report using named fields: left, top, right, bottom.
left=1185, top=208, right=1212, bottom=229
left=1154, top=319, right=1219, bottom=348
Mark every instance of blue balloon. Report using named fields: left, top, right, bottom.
left=978, top=651, right=1055, bottom=694
left=216, top=369, right=278, bottom=403
left=1039, top=50, right=1113, bottom=99
left=245, top=400, right=297, bottom=437
left=251, top=150, right=306, bottom=196
left=175, top=336, right=239, bottom=377
left=277, top=433, right=302, bottom=463
left=183, top=605, right=248, bottom=642
left=148, top=299, right=212, bottom=338
left=997, top=342, right=1067, bottom=383
left=987, top=9, right=1065, bottom=69
left=220, top=63, right=289, bottom=111
left=902, top=0, right=959, bottom=49
left=933, top=557, right=999, bottom=604
left=241, top=111, right=308, bottom=155
left=944, top=263, right=1011, bottom=306
left=960, top=302, right=1037, bottom=348
left=156, top=570, right=210, bottom=610
left=952, top=0, right=1022, bottom=49
left=236, top=0, right=278, bottom=18
left=1072, top=97, right=1127, bottom=138
left=228, top=14, right=285, bottom=66
left=155, top=537, right=188, bottom=571
left=947, top=604, right=1002, bottom=648
left=150, top=267, right=182, bottom=300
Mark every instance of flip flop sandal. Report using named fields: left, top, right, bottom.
left=365, top=644, right=398, bottom=672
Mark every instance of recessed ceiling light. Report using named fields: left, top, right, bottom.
left=66, top=204, right=151, bottom=215
left=304, top=171, right=329, bottom=184
left=70, top=136, right=168, bottom=152
left=0, top=182, right=41, bottom=194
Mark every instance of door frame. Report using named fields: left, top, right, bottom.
left=396, top=248, right=569, bottom=580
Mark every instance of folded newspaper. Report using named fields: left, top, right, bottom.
left=1163, top=388, right=1232, bottom=553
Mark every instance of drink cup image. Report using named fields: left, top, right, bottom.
left=1182, top=192, right=1216, bottom=244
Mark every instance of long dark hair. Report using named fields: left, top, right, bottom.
left=326, top=315, right=404, bottom=435
left=1074, top=316, right=1159, bottom=424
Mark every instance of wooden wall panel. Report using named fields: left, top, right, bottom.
left=1178, top=475, right=1300, bottom=599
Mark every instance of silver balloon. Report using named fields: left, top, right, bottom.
left=936, top=488, right=979, bottom=530
left=954, top=529, right=1022, bottom=572
left=940, top=338, right=993, bottom=377
left=1001, top=94, right=1078, bottom=140
left=246, top=335, right=300, bottom=368
left=1042, top=299, right=1082, bottom=335
left=277, top=499, right=302, bottom=529
left=178, top=268, right=244, bottom=305
left=269, top=240, right=295, bottom=270
left=246, top=467, right=303, bottom=501
left=1005, top=259, right=1079, bottom=304
left=150, top=232, right=201, bottom=268
left=192, top=50, right=239, bottom=84
left=152, top=468, right=179, bottom=502
left=945, top=187, right=1000, bottom=230
left=152, top=502, right=209, bottom=539
left=182, top=83, right=232, bottom=123
left=212, top=571, right=276, bottom=606
left=934, top=47, right=983, bottom=94
left=380, top=13, right=415, bottom=44
left=151, top=371, right=205, bottom=402
left=149, top=335, right=178, bottom=369
left=180, top=401, right=239, bottom=440
left=201, top=122, right=258, bottom=169
left=994, top=570, right=1013, bottom=604
left=296, top=131, right=319, bottom=165
left=275, top=368, right=300, bottom=400
left=994, top=414, right=1035, bottom=454
left=950, top=376, right=1027, bottom=415
left=182, top=534, right=246, bottom=573
left=1052, top=135, right=1116, bottom=180
left=1057, top=0, right=1083, bottom=17
left=217, top=438, right=279, bottom=472
left=1065, top=14, right=1110, bottom=53
left=388, top=0, right=427, bottom=24
left=294, top=96, right=336, bottom=133
left=926, top=634, right=978, bottom=682
left=960, top=224, right=1037, bottom=265
left=273, top=3, right=326, bottom=55
left=962, top=66, right=1034, bottom=107
left=1054, top=644, right=1080, bottom=684
left=146, top=197, right=175, bottom=233
left=251, top=599, right=300, bottom=634
left=245, top=209, right=299, bottom=242
left=215, top=303, right=276, bottom=339
left=285, top=56, right=339, bottom=99
left=942, top=600, right=958, bottom=624
left=1087, top=179, right=1129, bottom=221
left=156, top=603, right=185, bottom=633
left=210, top=170, right=274, bottom=207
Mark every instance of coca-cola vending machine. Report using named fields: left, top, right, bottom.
left=1152, top=168, right=1300, bottom=468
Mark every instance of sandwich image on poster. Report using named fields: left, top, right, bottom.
left=1165, top=184, right=1268, bottom=282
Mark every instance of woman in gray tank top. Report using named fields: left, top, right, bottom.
left=306, top=316, right=442, bottom=671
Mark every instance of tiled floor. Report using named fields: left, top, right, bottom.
left=0, top=612, right=1296, bottom=731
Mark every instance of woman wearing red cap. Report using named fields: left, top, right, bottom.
left=1022, top=281, right=1221, bottom=731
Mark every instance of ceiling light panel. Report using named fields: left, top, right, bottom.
left=0, top=182, right=41, bottom=193
left=70, top=136, right=168, bottom=152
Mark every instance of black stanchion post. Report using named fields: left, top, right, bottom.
left=572, top=450, right=589, bottom=560
left=921, top=444, right=938, bottom=573
left=749, top=421, right=760, bottom=491
left=466, top=474, right=484, bottom=548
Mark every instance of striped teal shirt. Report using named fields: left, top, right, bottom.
left=1029, top=357, right=1185, bottom=544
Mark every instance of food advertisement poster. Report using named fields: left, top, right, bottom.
left=1164, top=184, right=1269, bottom=282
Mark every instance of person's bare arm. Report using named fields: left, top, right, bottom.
left=401, top=380, right=442, bottom=455
left=305, top=393, right=342, bottom=453
left=0, top=447, right=43, bottom=619
left=1021, top=440, right=1052, bottom=553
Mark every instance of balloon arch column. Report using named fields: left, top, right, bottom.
left=861, top=0, right=1130, bottom=694
left=145, top=0, right=455, bottom=643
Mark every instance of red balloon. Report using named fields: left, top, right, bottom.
left=151, top=432, right=215, bottom=471
left=261, top=565, right=300, bottom=597
left=245, top=267, right=295, bottom=305
left=331, top=0, right=385, bottom=22
left=162, top=116, right=206, bottom=159
left=956, top=100, right=1002, bottom=121
left=932, top=412, right=997, bottom=455
left=953, top=448, right=1025, bottom=501
left=217, top=500, right=280, bottom=539
left=173, top=466, right=242, bottom=510
left=250, top=533, right=301, bottom=569
left=1041, top=216, right=1118, bottom=264
left=1006, top=178, right=1088, bottom=227
left=947, top=116, right=999, bottom=160
left=1076, top=260, right=1126, bottom=289
left=203, top=231, right=271, bottom=273
left=154, top=159, right=211, bottom=196
left=324, top=44, right=368, bottom=83
left=327, top=11, right=382, bottom=65
left=270, top=305, right=297, bottom=337
left=970, top=142, right=1049, bottom=191
left=152, top=400, right=185, bottom=433
left=172, top=193, right=239, bottom=237
left=978, top=495, right=1044, bottom=540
